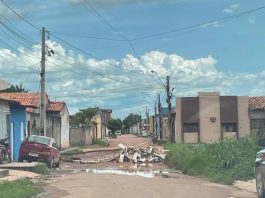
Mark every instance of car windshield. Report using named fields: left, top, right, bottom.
left=28, top=136, right=50, bottom=145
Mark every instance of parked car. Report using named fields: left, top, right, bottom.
left=115, top=130, right=122, bottom=136
left=19, top=135, right=61, bottom=168
left=255, top=138, right=265, bottom=198
left=142, top=130, right=148, bottom=137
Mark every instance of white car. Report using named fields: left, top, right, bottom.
left=115, top=130, right=122, bottom=136
left=142, top=130, right=148, bottom=137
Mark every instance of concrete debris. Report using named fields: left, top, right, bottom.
left=111, top=143, right=167, bottom=164
left=80, top=159, right=100, bottom=164
left=72, top=156, right=81, bottom=160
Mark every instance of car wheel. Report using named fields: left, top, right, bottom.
left=256, top=167, right=265, bottom=198
left=5, top=154, right=11, bottom=163
left=55, top=158, right=61, bottom=168
left=48, top=158, right=54, bottom=168
left=0, top=149, right=4, bottom=164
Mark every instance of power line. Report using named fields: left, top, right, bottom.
left=131, top=5, right=265, bottom=41
left=49, top=32, right=153, bottom=78
left=0, top=21, right=35, bottom=49
left=0, top=38, right=40, bottom=60
left=49, top=31, right=127, bottom=42
left=0, top=0, right=153, bottom=78
left=0, top=0, right=41, bottom=31
left=80, top=0, right=146, bottom=68
left=0, top=14, right=38, bottom=44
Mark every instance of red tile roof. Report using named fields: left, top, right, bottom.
left=0, top=93, right=64, bottom=112
left=47, top=101, right=65, bottom=112
left=0, top=92, right=40, bottom=107
left=249, top=97, right=265, bottom=110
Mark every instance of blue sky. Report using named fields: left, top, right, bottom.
left=0, top=0, right=265, bottom=118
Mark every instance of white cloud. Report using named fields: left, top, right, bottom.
left=223, top=4, right=239, bottom=14
left=0, top=41, right=264, bottom=117
left=248, top=18, right=256, bottom=24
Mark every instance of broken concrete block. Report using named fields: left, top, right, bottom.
left=119, top=154, right=125, bottom=163
left=118, top=143, right=127, bottom=151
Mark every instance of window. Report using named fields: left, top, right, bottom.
left=251, top=119, right=265, bottom=129
left=183, top=123, right=199, bottom=133
left=28, top=135, right=50, bottom=145
left=222, top=123, right=237, bottom=132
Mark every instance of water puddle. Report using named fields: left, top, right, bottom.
left=85, top=168, right=160, bottom=178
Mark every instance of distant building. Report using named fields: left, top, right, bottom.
left=91, top=108, right=112, bottom=139
left=175, top=92, right=250, bottom=143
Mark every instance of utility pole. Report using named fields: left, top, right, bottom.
left=40, top=27, right=46, bottom=136
left=166, top=76, right=173, bottom=143
left=158, top=94, right=162, bottom=140
left=154, top=101, right=158, bottom=136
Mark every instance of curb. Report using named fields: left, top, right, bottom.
left=62, top=147, right=121, bottom=155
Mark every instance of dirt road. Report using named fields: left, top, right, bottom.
left=38, top=135, right=257, bottom=198
left=39, top=172, right=256, bottom=198
left=108, top=134, right=152, bottom=147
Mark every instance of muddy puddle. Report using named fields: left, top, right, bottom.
left=85, top=168, right=163, bottom=178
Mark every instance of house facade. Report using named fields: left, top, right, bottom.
left=0, top=98, right=27, bottom=161
left=91, top=109, right=112, bottom=139
left=10, top=103, right=27, bottom=161
left=0, top=93, right=70, bottom=148
left=175, top=92, right=250, bottom=143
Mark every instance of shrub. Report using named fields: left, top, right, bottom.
left=92, top=139, right=109, bottom=147
left=31, top=163, right=49, bottom=175
left=0, top=179, right=40, bottom=198
left=165, top=138, right=262, bottom=184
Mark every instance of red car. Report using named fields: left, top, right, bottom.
left=19, top=135, right=61, bottom=168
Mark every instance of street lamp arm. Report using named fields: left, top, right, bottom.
left=151, top=70, right=166, bottom=88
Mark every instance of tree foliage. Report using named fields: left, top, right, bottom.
left=123, top=113, right=141, bottom=130
left=107, top=118, right=122, bottom=135
left=70, top=107, right=98, bottom=127
left=0, top=83, right=28, bottom=93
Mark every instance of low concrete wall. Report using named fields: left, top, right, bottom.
left=69, top=125, right=94, bottom=147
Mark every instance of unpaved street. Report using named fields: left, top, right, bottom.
left=38, top=135, right=257, bottom=198
left=40, top=172, right=256, bottom=198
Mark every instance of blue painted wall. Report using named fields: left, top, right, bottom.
left=10, top=103, right=26, bottom=161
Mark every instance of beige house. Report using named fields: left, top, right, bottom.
left=91, top=109, right=112, bottom=139
left=175, top=92, right=250, bottom=143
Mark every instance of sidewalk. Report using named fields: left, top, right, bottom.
left=0, top=169, right=39, bottom=181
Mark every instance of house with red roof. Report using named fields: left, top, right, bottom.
left=0, top=97, right=29, bottom=161
left=0, top=92, right=70, bottom=148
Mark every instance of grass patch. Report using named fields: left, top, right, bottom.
left=0, top=179, right=40, bottom=198
left=92, top=139, right=109, bottom=147
left=157, top=139, right=168, bottom=145
left=31, top=163, right=49, bottom=175
left=165, top=138, right=262, bottom=185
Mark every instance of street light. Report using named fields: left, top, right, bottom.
left=151, top=70, right=166, bottom=89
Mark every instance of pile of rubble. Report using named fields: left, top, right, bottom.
left=111, top=143, right=167, bottom=165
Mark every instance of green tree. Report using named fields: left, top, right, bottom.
left=123, top=113, right=141, bottom=130
left=0, top=83, right=28, bottom=92
left=107, top=118, right=122, bottom=135
left=70, top=107, right=98, bottom=127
